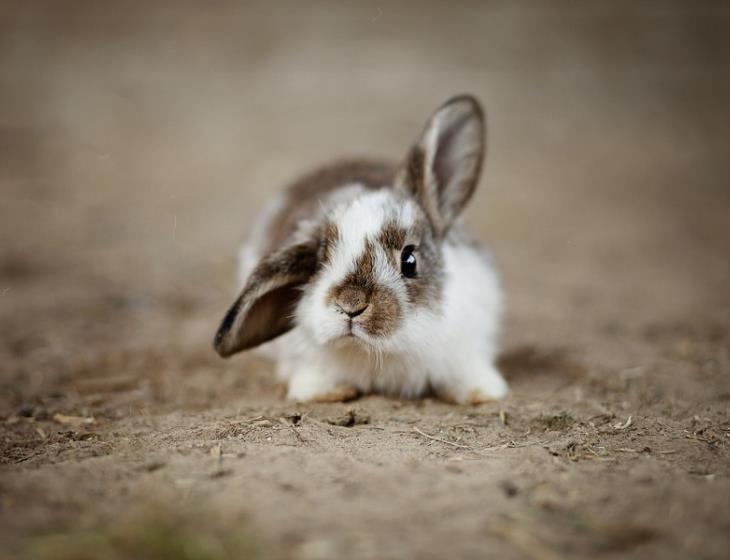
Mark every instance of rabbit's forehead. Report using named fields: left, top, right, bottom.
left=335, top=191, right=415, bottom=242
left=330, top=189, right=418, bottom=243
left=323, top=189, right=419, bottom=279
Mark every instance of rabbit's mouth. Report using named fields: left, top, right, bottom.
left=330, top=323, right=374, bottom=348
left=340, top=325, right=365, bottom=342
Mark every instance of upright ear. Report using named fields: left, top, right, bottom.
left=213, top=241, right=319, bottom=357
left=397, top=95, right=485, bottom=236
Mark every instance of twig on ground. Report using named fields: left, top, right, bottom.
left=413, top=427, right=473, bottom=449
left=483, top=439, right=545, bottom=452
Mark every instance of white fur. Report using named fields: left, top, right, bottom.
left=239, top=187, right=508, bottom=403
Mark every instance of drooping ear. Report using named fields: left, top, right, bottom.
left=213, top=241, right=319, bottom=357
left=397, top=95, right=485, bottom=236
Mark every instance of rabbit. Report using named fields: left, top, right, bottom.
left=213, top=95, right=509, bottom=404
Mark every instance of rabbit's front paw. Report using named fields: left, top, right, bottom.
left=439, top=362, right=508, bottom=405
left=309, top=385, right=359, bottom=403
left=287, top=368, right=358, bottom=403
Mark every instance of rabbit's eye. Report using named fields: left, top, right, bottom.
left=400, top=245, right=417, bottom=278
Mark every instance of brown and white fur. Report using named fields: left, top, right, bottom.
left=214, top=95, right=508, bottom=404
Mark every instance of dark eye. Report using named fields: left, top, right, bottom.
left=401, top=245, right=417, bottom=278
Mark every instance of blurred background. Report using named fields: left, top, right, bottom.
left=1, top=2, right=729, bottom=559
left=2, top=1, right=728, bottom=337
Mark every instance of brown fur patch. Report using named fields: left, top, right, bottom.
left=332, top=239, right=377, bottom=296
left=364, top=286, right=401, bottom=337
left=376, top=220, right=407, bottom=268
left=320, top=221, right=339, bottom=265
left=247, top=242, right=319, bottom=292
left=326, top=239, right=374, bottom=317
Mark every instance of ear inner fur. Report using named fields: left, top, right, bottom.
left=397, top=95, right=485, bottom=237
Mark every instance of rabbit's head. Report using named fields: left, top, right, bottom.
left=214, top=95, right=485, bottom=357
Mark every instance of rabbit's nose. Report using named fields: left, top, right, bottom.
left=335, top=290, right=369, bottom=318
left=336, top=300, right=369, bottom=318
left=341, top=303, right=368, bottom=318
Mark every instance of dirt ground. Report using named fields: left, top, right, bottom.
left=1, top=2, right=729, bottom=559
